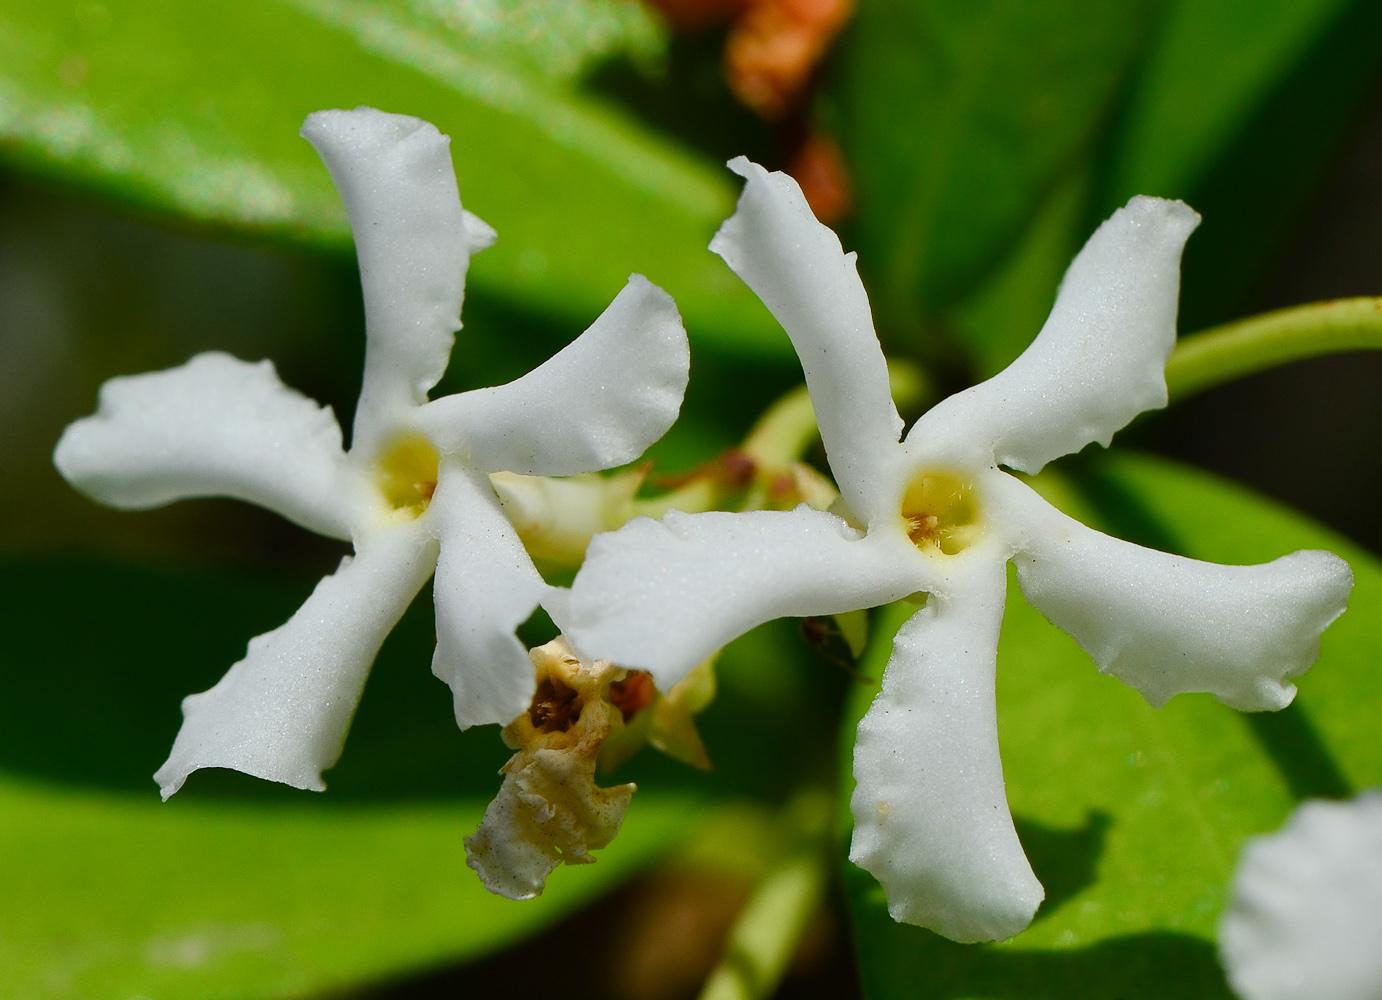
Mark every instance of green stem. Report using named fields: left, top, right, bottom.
left=741, top=359, right=931, bottom=468
left=697, top=853, right=827, bottom=1000
left=1166, top=297, right=1382, bottom=402
left=697, top=793, right=833, bottom=1000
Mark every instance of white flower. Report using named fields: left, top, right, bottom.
left=565, top=158, right=1353, bottom=943
left=54, top=107, right=689, bottom=799
left=1220, top=791, right=1382, bottom=1000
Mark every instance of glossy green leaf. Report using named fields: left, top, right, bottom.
left=829, top=0, right=1155, bottom=337
left=0, top=550, right=830, bottom=996
left=0, top=555, right=702, bottom=996
left=0, top=0, right=785, bottom=357
left=0, top=779, right=694, bottom=1000
left=840, top=451, right=1380, bottom=998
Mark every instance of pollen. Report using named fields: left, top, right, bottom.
left=375, top=433, right=439, bottom=517
left=900, top=471, right=981, bottom=556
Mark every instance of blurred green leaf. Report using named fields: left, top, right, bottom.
left=938, top=0, right=1382, bottom=376
left=0, top=778, right=695, bottom=999
left=0, top=0, right=785, bottom=357
left=947, top=168, right=1090, bottom=378
left=840, top=451, right=1380, bottom=998
left=1107, top=0, right=1357, bottom=204
left=1105, top=0, right=1382, bottom=329
left=829, top=0, right=1155, bottom=341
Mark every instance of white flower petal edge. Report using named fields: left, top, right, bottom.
left=302, top=107, right=478, bottom=460
left=994, top=474, right=1353, bottom=711
left=416, top=274, right=689, bottom=476
left=710, top=157, right=905, bottom=524
left=154, top=520, right=437, bottom=798
left=569, top=505, right=925, bottom=690
left=57, top=106, right=691, bottom=798
left=918, top=195, right=1200, bottom=473
left=430, top=461, right=553, bottom=729
left=850, top=544, right=1044, bottom=943
left=54, top=352, right=358, bottom=541
left=1220, top=791, right=1382, bottom=1000
left=569, top=158, right=1354, bottom=943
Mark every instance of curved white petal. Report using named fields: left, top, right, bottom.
left=998, top=476, right=1353, bottom=711
left=416, top=274, right=689, bottom=475
left=711, top=158, right=904, bottom=523
left=916, top=196, right=1200, bottom=473
left=567, top=506, right=924, bottom=690
left=54, top=352, right=357, bottom=540
left=154, top=520, right=438, bottom=797
left=430, top=460, right=551, bottom=729
left=1221, top=792, right=1382, bottom=1000
left=301, top=107, right=480, bottom=458
left=850, top=545, right=1044, bottom=943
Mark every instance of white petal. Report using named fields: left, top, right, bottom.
left=916, top=197, right=1200, bottom=473
left=415, top=275, right=689, bottom=475
left=429, top=460, right=551, bottom=729
left=1221, top=792, right=1382, bottom=1000
left=711, top=158, right=905, bottom=524
left=301, top=107, right=480, bottom=458
left=154, top=520, right=438, bottom=797
left=849, top=546, right=1044, bottom=943
left=567, top=505, right=924, bottom=690
left=999, top=476, right=1352, bottom=711
left=54, top=352, right=357, bottom=540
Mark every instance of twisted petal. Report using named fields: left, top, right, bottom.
left=302, top=107, right=491, bottom=458
left=154, top=520, right=438, bottom=797
left=711, top=158, right=904, bottom=523
left=54, top=352, right=356, bottom=540
left=568, top=506, right=923, bottom=690
left=430, top=461, right=551, bottom=729
left=917, top=197, right=1200, bottom=473
left=850, top=546, right=1043, bottom=943
left=416, top=275, right=689, bottom=475
left=999, top=476, right=1352, bottom=710
left=1220, top=792, right=1382, bottom=1000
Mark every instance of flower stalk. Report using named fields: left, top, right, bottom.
left=698, top=792, right=833, bottom=1000
left=1166, top=297, right=1382, bottom=402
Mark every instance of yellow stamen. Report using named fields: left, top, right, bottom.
left=375, top=433, right=439, bottom=517
left=900, top=471, right=981, bottom=556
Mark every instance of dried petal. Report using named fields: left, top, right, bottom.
left=465, top=638, right=636, bottom=899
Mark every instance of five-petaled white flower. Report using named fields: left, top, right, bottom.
left=566, top=158, right=1354, bottom=943
left=54, top=107, right=689, bottom=799
left=1220, top=791, right=1382, bottom=1000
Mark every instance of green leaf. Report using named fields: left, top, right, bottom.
left=0, top=778, right=695, bottom=999
left=1107, top=0, right=1357, bottom=203
left=0, top=549, right=838, bottom=996
left=0, top=0, right=785, bottom=357
left=840, top=451, right=1380, bottom=998
left=0, top=555, right=705, bottom=996
left=1078, top=452, right=1380, bottom=793
left=829, top=0, right=1155, bottom=338
left=937, top=0, right=1382, bottom=376
left=1102, top=0, right=1382, bottom=329
left=947, top=168, right=1090, bottom=378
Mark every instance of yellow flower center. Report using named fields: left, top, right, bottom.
left=375, top=433, right=439, bottom=517
left=900, top=470, right=980, bottom=556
